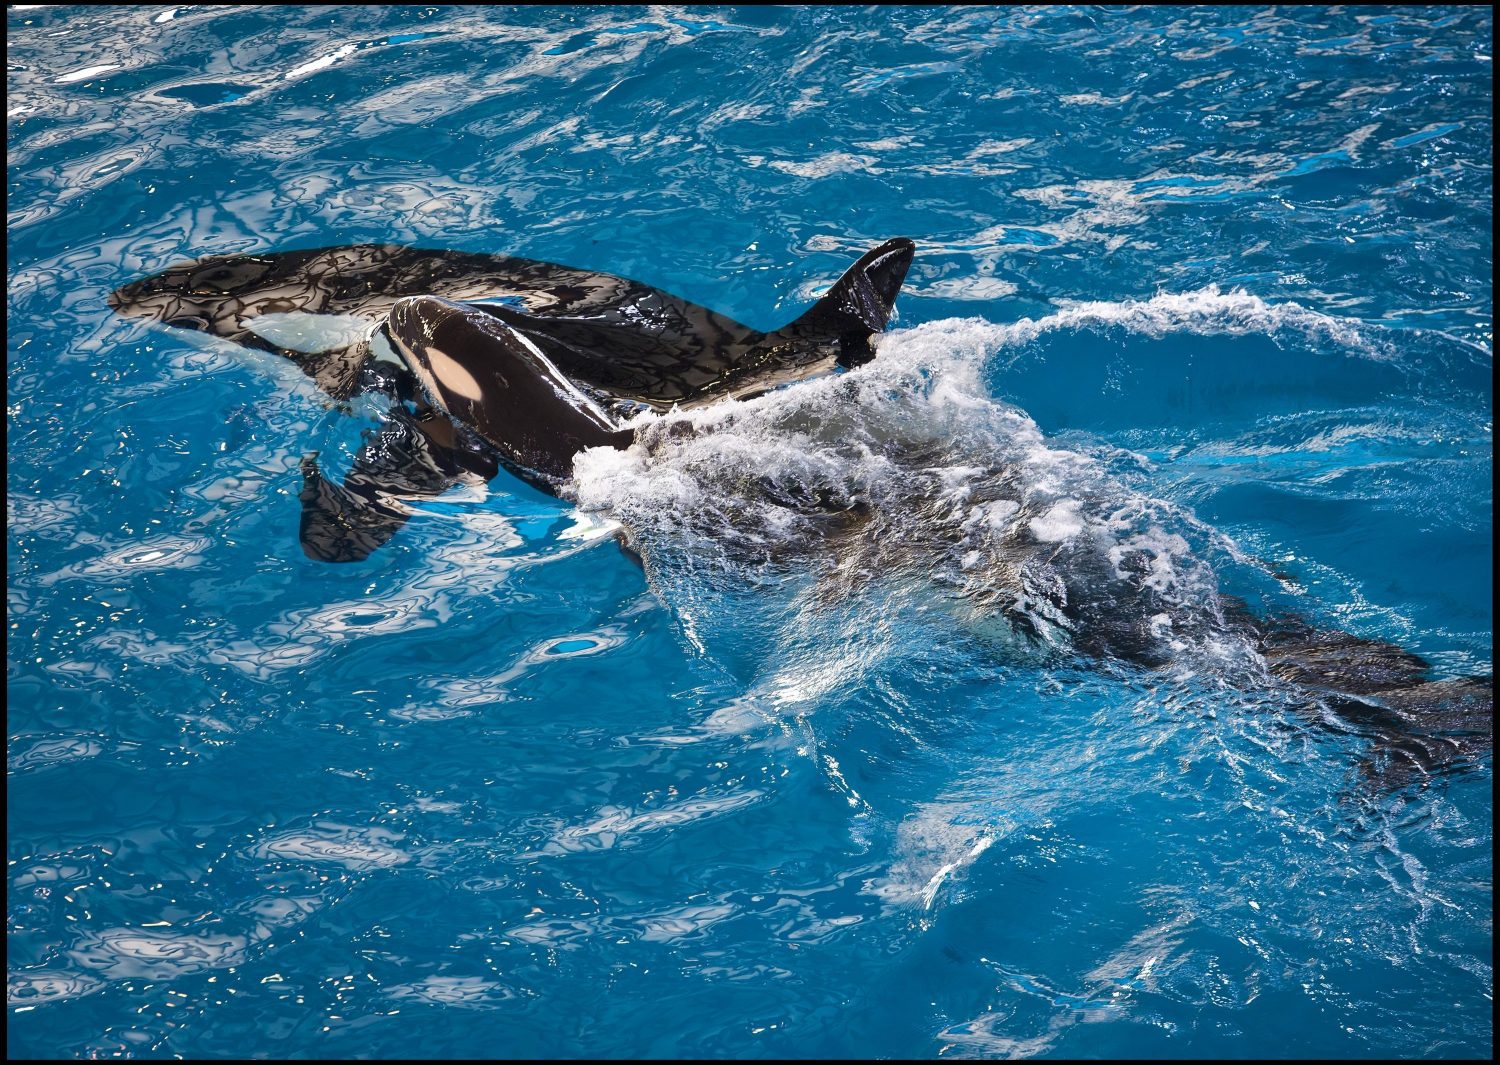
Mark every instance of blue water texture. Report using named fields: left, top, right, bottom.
left=7, top=5, right=1493, bottom=1060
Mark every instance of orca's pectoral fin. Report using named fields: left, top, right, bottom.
left=298, top=452, right=414, bottom=564
left=775, top=238, right=916, bottom=367
left=298, top=406, right=500, bottom=562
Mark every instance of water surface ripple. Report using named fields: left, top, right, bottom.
left=7, top=6, right=1492, bottom=1059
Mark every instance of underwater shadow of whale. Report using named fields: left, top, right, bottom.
left=109, top=239, right=1490, bottom=791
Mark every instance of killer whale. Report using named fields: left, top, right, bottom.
left=110, top=238, right=916, bottom=560
left=109, top=238, right=1488, bottom=788
left=381, top=234, right=916, bottom=481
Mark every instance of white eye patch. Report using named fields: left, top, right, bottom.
left=421, top=345, right=484, bottom=403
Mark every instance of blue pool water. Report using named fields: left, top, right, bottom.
left=7, top=6, right=1493, bottom=1059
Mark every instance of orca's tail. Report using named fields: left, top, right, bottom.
left=1248, top=614, right=1493, bottom=790
left=774, top=238, right=916, bottom=367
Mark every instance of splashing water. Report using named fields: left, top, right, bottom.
left=574, top=289, right=1389, bottom=671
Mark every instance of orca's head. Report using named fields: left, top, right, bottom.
left=108, top=254, right=285, bottom=333
left=109, top=246, right=411, bottom=339
left=384, top=295, right=628, bottom=481
left=383, top=296, right=495, bottom=418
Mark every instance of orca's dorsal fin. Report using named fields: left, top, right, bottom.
left=773, top=238, right=915, bottom=366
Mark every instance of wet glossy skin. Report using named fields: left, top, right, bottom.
left=109, top=243, right=708, bottom=400
left=384, top=295, right=634, bottom=484
left=108, top=239, right=916, bottom=411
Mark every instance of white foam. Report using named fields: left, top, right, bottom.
left=883, top=285, right=1382, bottom=361
left=568, top=290, right=1370, bottom=661
left=1030, top=500, right=1085, bottom=542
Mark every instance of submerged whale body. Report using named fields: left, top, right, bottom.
left=575, top=344, right=1491, bottom=792
left=109, top=239, right=1489, bottom=790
